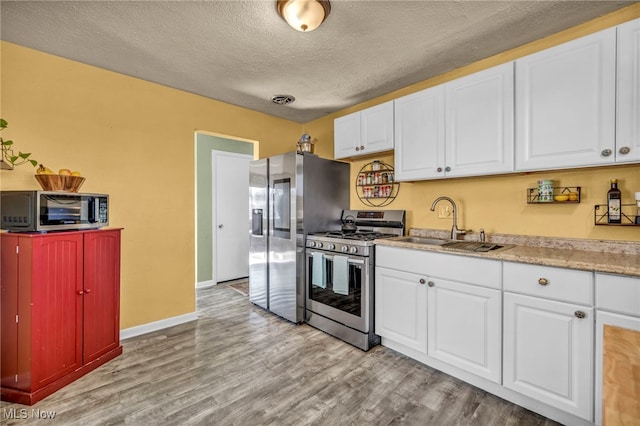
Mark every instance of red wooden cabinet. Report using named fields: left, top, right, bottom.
left=0, top=229, right=122, bottom=405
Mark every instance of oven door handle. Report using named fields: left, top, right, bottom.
left=308, top=251, right=365, bottom=265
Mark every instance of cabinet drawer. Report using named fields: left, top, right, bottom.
left=503, top=262, right=593, bottom=305
left=596, top=273, right=640, bottom=317
left=376, top=246, right=501, bottom=289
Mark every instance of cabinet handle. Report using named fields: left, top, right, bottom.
left=619, top=146, right=630, bottom=155
left=538, top=277, right=549, bottom=286
left=427, top=281, right=435, bottom=287
left=574, top=311, right=586, bottom=319
left=355, top=146, right=360, bottom=151
left=419, top=278, right=426, bottom=284
left=437, top=167, right=443, bottom=173
left=77, top=290, right=84, bottom=295
left=85, top=289, right=91, bottom=294
left=445, top=166, right=451, bottom=172
left=601, top=149, right=612, bottom=157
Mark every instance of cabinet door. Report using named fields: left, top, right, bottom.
left=394, top=85, right=445, bottom=180
left=616, top=18, right=640, bottom=163
left=595, top=311, right=640, bottom=426
left=360, top=101, right=394, bottom=155
left=375, top=267, right=427, bottom=354
left=427, top=278, right=502, bottom=383
left=83, top=230, right=121, bottom=363
left=334, top=112, right=360, bottom=159
left=1, top=235, right=19, bottom=389
left=29, top=233, right=84, bottom=390
left=503, top=292, right=593, bottom=420
left=445, top=62, right=514, bottom=177
left=515, top=28, right=616, bottom=171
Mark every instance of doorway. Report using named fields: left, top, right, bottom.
left=195, top=132, right=254, bottom=288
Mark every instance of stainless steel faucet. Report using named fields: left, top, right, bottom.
left=430, top=196, right=470, bottom=240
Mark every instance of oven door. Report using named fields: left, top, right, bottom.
left=305, top=248, right=371, bottom=332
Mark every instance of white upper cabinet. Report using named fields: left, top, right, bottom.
left=394, top=85, right=445, bottom=180
left=616, top=18, right=640, bottom=163
left=445, top=62, right=515, bottom=177
left=515, top=28, right=617, bottom=171
left=394, top=62, right=514, bottom=180
left=334, top=101, right=394, bottom=159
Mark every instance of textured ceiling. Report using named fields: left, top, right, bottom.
left=1, top=1, right=636, bottom=123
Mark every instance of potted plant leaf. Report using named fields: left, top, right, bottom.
left=1, top=118, right=38, bottom=169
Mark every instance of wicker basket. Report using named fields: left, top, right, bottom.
left=35, top=174, right=86, bottom=192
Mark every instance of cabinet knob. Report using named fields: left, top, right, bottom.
left=77, top=290, right=84, bottom=295
left=419, top=278, right=426, bottom=284
left=437, top=167, right=443, bottom=173
left=538, top=277, right=549, bottom=286
left=619, top=146, right=631, bottom=155
left=601, top=149, right=612, bottom=157
left=574, top=311, right=586, bottom=319
left=355, top=146, right=360, bottom=151
left=85, top=288, right=91, bottom=294
left=445, top=166, right=451, bottom=172
left=427, top=281, right=435, bottom=287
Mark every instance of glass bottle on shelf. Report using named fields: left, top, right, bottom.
left=607, top=179, right=621, bottom=223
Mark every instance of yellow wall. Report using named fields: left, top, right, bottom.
left=0, top=42, right=302, bottom=329
left=307, top=4, right=640, bottom=242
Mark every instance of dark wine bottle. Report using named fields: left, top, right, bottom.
left=607, top=179, right=622, bottom=223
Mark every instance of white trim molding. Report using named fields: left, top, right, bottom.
left=120, top=312, right=199, bottom=340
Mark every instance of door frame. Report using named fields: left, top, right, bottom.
left=211, top=149, right=253, bottom=284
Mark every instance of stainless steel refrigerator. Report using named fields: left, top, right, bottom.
left=249, top=152, right=349, bottom=323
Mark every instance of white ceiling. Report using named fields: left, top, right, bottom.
left=1, top=1, right=635, bottom=123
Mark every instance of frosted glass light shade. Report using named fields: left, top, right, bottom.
left=277, top=0, right=331, bottom=32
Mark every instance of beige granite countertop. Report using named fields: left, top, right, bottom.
left=374, top=228, right=640, bottom=277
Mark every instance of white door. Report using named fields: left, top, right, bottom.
left=360, top=100, right=394, bottom=155
left=515, top=27, right=616, bottom=171
left=394, top=85, right=445, bottom=181
left=374, top=267, right=428, bottom=354
left=445, top=62, right=514, bottom=178
left=427, top=278, right=502, bottom=383
left=503, top=292, right=594, bottom=421
left=616, top=18, right=640, bottom=163
left=213, top=150, right=252, bottom=282
left=334, top=112, right=360, bottom=159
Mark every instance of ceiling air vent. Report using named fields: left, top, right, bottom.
left=271, top=94, right=295, bottom=105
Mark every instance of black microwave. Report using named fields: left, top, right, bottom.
left=0, top=190, right=109, bottom=232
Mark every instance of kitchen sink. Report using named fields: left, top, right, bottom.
left=441, top=241, right=514, bottom=253
left=389, top=236, right=515, bottom=253
left=389, top=236, right=450, bottom=246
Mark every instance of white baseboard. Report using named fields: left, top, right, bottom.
left=196, top=279, right=216, bottom=289
left=120, top=312, right=199, bottom=340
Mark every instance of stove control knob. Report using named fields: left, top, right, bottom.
left=327, top=243, right=335, bottom=250
left=341, top=245, right=349, bottom=253
left=316, top=242, right=323, bottom=249
left=308, top=241, right=315, bottom=248
left=350, top=246, right=358, bottom=254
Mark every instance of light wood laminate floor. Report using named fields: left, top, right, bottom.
left=1, top=283, right=559, bottom=425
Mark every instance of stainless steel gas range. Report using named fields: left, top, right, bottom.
left=304, top=209, right=406, bottom=351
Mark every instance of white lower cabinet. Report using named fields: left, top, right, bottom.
left=503, top=292, right=594, bottom=421
left=374, top=246, right=607, bottom=424
left=375, top=267, right=427, bottom=354
left=427, top=278, right=502, bottom=383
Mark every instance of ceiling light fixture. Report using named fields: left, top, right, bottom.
left=276, top=0, right=331, bottom=32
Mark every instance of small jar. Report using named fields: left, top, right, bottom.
left=538, top=179, right=554, bottom=202
left=372, top=160, right=381, bottom=171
